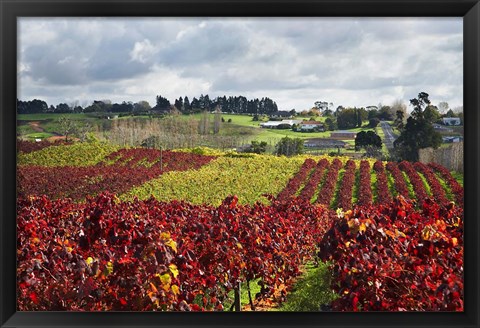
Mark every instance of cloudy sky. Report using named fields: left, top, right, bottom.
left=18, top=17, right=463, bottom=111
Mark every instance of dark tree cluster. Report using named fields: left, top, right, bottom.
left=17, top=99, right=48, bottom=114
left=84, top=101, right=109, bottom=113
left=19, top=94, right=278, bottom=116
left=355, top=131, right=382, bottom=151
left=336, top=107, right=368, bottom=129
left=243, top=141, right=268, bottom=154
left=18, top=99, right=151, bottom=116
left=394, top=92, right=442, bottom=162
left=154, top=95, right=171, bottom=110
left=171, top=94, right=278, bottom=115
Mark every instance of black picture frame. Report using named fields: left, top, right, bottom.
left=1, top=0, right=479, bottom=327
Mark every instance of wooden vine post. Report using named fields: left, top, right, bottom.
left=234, top=282, right=241, bottom=311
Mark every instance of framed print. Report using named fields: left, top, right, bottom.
left=1, top=0, right=479, bottom=327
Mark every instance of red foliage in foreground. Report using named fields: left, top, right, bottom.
left=17, top=193, right=332, bottom=311
left=318, top=196, right=463, bottom=311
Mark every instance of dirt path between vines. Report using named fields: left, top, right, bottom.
left=28, top=121, right=44, bottom=133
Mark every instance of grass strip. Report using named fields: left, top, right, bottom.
left=275, top=262, right=338, bottom=312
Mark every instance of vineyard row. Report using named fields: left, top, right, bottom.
left=17, top=192, right=464, bottom=311
left=277, top=159, right=463, bottom=209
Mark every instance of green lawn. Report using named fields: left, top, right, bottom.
left=23, top=132, right=55, bottom=139
left=215, top=114, right=372, bottom=144
left=17, top=113, right=107, bottom=137
left=180, top=113, right=332, bottom=144
left=218, top=113, right=262, bottom=126
left=177, top=113, right=260, bottom=127
left=16, top=124, right=37, bottom=136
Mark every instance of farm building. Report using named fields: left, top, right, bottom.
left=330, top=130, right=357, bottom=139
left=442, top=117, right=461, bottom=126
left=442, top=136, right=464, bottom=143
left=433, top=123, right=453, bottom=132
left=260, top=120, right=301, bottom=128
left=299, top=121, right=325, bottom=132
left=304, top=138, right=346, bottom=148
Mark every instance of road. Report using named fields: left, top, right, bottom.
left=380, top=121, right=398, bottom=150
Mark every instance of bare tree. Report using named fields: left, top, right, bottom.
left=213, top=106, right=221, bottom=134
left=438, top=101, right=450, bottom=114
left=69, top=100, right=79, bottom=113
left=58, top=116, right=77, bottom=141
left=198, top=111, right=210, bottom=135
left=77, top=122, right=92, bottom=142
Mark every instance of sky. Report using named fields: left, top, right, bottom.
left=17, top=17, right=463, bottom=112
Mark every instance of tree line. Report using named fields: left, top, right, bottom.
left=17, top=94, right=279, bottom=116
left=166, top=94, right=278, bottom=115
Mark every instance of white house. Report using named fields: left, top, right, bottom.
left=260, top=121, right=282, bottom=128
left=442, top=117, right=461, bottom=126
left=442, top=136, right=463, bottom=143
left=282, top=120, right=302, bottom=125
left=260, top=119, right=301, bottom=128
left=299, top=121, right=325, bottom=132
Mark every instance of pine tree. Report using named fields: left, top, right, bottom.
left=394, top=92, right=442, bottom=161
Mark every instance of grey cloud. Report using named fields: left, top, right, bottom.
left=22, top=42, right=89, bottom=85
left=20, top=18, right=160, bottom=85
left=158, top=22, right=249, bottom=68
left=336, top=76, right=400, bottom=91
left=437, top=35, right=463, bottom=52
left=212, top=74, right=317, bottom=93
left=86, top=38, right=152, bottom=80
left=18, top=17, right=463, bottom=110
left=412, top=19, right=462, bottom=35
left=250, top=18, right=366, bottom=54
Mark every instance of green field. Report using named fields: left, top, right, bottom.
left=16, top=113, right=386, bottom=156
left=23, top=132, right=55, bottom=139
left=18, top=113, right=108, bottom=139
left=212, top=114, right=372, bottom=146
